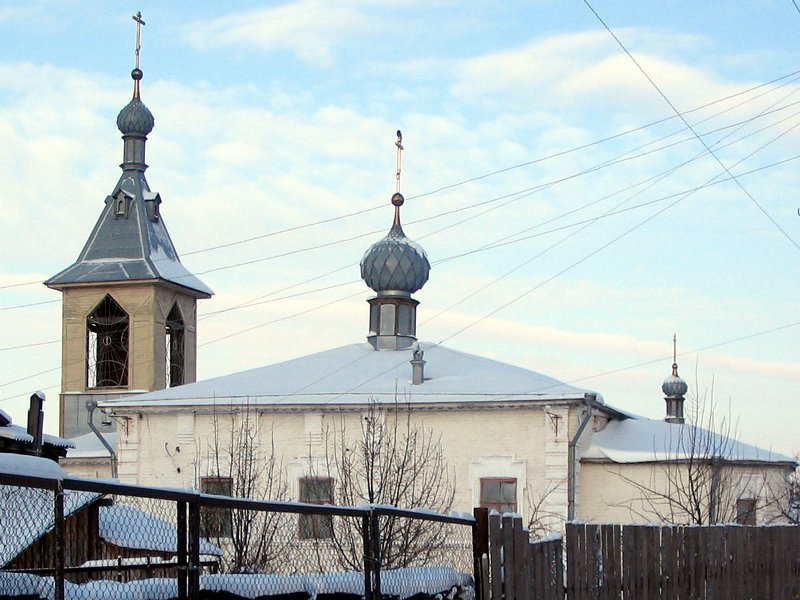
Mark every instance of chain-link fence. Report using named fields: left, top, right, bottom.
left=0, top=471, right=477, bottom=600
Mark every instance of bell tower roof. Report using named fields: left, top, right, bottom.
left=45, top=13, right=211, bottom=298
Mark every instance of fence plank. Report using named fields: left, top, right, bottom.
left=489, top=513, right=503, bottom=600
left=512, top=518, right=528, bottom=600
left=502, top=515, right=516, bottom=600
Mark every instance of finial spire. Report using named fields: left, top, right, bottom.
left=131, top=11, right=146, bottom=98
left=133, top=12, right=145, bottom=69
left=672, top=333, right=678, bottom=375
left=392, top=130, right=405, bottom=226
left=395, top=129, right=404, bottom=193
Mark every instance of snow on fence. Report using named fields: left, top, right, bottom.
left=0, top=469, right=477, bottom=600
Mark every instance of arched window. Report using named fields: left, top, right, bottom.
left=86, top=296, right=129, bottom=388
left=166, top=302, right=185, bottom=387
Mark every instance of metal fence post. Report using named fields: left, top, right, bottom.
left=53, top=482, right=65, bottom=600
left=370, top=510, right=382, bottom=600
left=188, top=497, right=201, bottom=599
left=177, top=501, right=188, bottom=600
left=362, top=514, right=373, bottom=600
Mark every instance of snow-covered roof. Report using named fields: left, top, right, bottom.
left=99, top=504, right=221, bottom=556
left=0, top=484, right=99, bottom=566
left=45, top=170, right=212, bottom=297
left=583, top=418, right=795, bottom=465
left=101, top=342, right=599, bottom=409
left=65, top=431, right=118, bottom=459
left=0, top=454, right=66, bottom=479
left=0, top=422, right=74, bottom=449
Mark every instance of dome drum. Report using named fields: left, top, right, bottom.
left=367, top=296, right=419, bottom=350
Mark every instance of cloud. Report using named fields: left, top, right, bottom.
left=183, top=1, right=380, bottom=66
left=450, top=28, right=739, bottom=115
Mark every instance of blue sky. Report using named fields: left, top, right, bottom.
left=0, top=1, right=798, bottom=456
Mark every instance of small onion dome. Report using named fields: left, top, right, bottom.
left=360, top=194, right=430, bottom=294
left=662, top=363, right=688, bottom=397
left=116, top=69, right=154, bottom=136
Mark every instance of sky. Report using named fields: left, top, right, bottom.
left=0, top=1, right=798, bottom=456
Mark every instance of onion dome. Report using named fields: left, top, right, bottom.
left=116, top=69, right=154, bottom=136
left=361, top=192, right=430, bottom=294
left=662, top=363, right=688, bottom=397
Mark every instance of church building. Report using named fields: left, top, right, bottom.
left=54, top=27, right=794, bottom=530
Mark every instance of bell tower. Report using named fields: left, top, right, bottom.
left=45, top=13, right=212, bottom=438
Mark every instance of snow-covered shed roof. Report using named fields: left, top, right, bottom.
left=100, top=504, right=221, bottom=556
left=0, top=478, right=100, bottom=566
left=101, top=342, right=600, bottom=409
left=582, top=418, right=795, bottom=465
left=64, top=431, right=118, bottom=459
left=0, top=422, right=73, bottom=449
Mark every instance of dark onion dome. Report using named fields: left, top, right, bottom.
left=116, top=69, right=154, bottom=136
left=361, top=193, right=430, bottom=294
left=662, top=363, right=688, bottom=397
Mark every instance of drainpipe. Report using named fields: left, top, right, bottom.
left=87, top=401, right=118, bottom=479
left=567, top=392, right=596, bottom=521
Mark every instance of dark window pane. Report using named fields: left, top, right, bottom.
left=201, top=477, right=233, bottom=538
left=480, top=477, right=517, bottom=514
left=299, top=477, right=334, bottom=539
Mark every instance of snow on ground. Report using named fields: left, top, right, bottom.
left=0, top=566, right=474, bottom=600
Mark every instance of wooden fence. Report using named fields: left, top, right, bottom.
left=481, top=511, right=563, bottom=600
left=566, top=522, right=800, bottom=600
left=477, top=514, right=800, bottom=600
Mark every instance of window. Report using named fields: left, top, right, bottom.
left=165, top=303, right=185, bottom=387
left=299, top=477, right=333, bottom=539
left=379, top=304, right=395, bottom=335
left=86, top=296, right=129, bottom=388
left=736, top=498, right=757, bottom=525
left=480, top=477, right=517, bottom=514
left=200, top=477, right=232, bottom=538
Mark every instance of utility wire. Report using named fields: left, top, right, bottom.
left=3, top=70, right=799, bottom=294
left=583, top=0, right=800, bottom=251
left=6, top=90, right=798, bottom=314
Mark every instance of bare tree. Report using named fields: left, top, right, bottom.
left=616, top=379, right=781, bottom=525
left=526, top=480, right=566, bottom=539
left=767, top=454, right=800, bottom=524
left=199, top=404, right=291, bottom=573
left=317, top=399, right=456, bottom=570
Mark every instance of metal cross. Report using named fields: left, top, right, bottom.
left=395, top=130, right=404, bottom=193
left=132, top=11, right=146, bottom=69
left=672, top=333, right=677, bottom=364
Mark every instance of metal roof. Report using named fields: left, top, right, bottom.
left=100, top=341, right=599, bottom=409
left=45, top=171, right=212, bottom=296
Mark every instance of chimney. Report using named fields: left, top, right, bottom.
left=411, top=346, right=426, bottom=385
left=27, top=391, right=45, bottom=456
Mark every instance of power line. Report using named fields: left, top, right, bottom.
left=583, top=0, right=800, bottom=252
left=3, top=70, right=799, bottom=295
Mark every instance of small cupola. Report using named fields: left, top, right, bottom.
left=360, top=131, right=431, bottom=350
left=662, top=334, right=688, bottom=424
left=116, top=13, right=154, bottom=171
